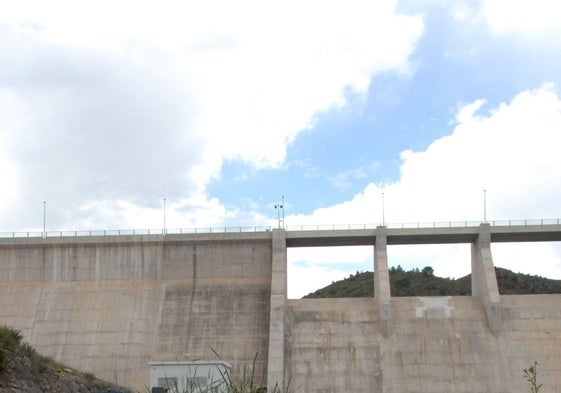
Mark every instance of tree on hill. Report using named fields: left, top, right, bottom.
left=303, top=266, right=561, bottom=298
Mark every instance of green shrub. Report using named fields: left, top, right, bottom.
left=15, top=340, right=59, bottom=374
left=19, top=342, right=37, bottom=358
left=84, top=371, right=95, bottom=381
left=0, top=348, right=6, bottom=373
left=0, top=326, right=24, bottom=373
left=0, top=325, right=23, bottom=351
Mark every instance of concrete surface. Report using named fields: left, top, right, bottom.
left=374, top=227, right=392, bottom=338
left=267, top=229, right=287, bottom=389
left=0, top=233, right=272, bottom=391
left=285, top=295, right=561, bottom=393
left=1, top=224, right=561, bottom=392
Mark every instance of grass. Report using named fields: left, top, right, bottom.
left=523, top=361, right=542, bottom=393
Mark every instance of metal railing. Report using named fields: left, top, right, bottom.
left=1, top=219, right=560, bottom=239
left=285, top=219, right=561, bottom=231
left=0, top=226, right=272, bottom=239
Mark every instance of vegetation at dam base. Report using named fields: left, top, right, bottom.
left=0, top=325, right=115, bottom=393
left=304, top=266, right=561, bottom=298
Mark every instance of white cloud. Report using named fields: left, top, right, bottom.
left=327, top=163, right=379, bottom=190
left=389, top=83, right=561, bottom=222
left=453, top=99, right=486, bottom=124
left=287, top=84, right=561, bottom=297
left=388, top=244, right=472, bottom=279
left=482, top=0, right=561, bottom=37
left=416, top=0, right=561, bottom=39
left=0, top=134, right=18, bottom=213
left=0, top=0, right=423, bottom=231
left=288, top=263, right=359, bottom=299
left=288, top=246, right=373, bottom=298
left=290, top=246, right=372, bottom=267
left=399, top=0, right=561, bottom=61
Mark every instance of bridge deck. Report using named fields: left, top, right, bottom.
left=285, top=224, right=561, bottom=247
left=1, top=224, right=560, bottom=248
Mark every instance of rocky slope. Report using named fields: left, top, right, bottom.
left=0, top=326, right=118, bottom=393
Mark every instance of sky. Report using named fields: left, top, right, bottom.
left=1, top=0, right=561, bottom=298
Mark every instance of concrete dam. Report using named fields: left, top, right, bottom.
left=1, top=223, right=561, bottom=392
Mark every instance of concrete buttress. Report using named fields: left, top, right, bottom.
left=375, top=226, right=392, bottom=338
left=267, top=228, right=287, bottom=389
left=471, top=223, right=501, bottom=335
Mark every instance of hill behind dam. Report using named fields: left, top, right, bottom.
left=304, top=266, right=561, bottom=298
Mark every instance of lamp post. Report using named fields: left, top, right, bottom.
left=281, top=195, right=285, bottom=228
left=274, top=196, right=285, bottom=229
left=382, top=192, right=385, bottom=226
left=163, top=198, right=166, bottom=235
left=43, top=201, right=46, bottom=239
left=483, top=189, right=487, bottom=223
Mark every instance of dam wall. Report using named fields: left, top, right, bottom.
left=0, top=233, right=273, bottom=391
left=285, top=295, right=561, bottom=393
left=1, top=224, right=561, bottom=392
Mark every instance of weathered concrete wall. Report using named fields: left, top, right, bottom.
left=285, top=298, right=383, bottom=393
left=0, top=234, right=272, bottom=391
left=0, top=234, right=272, bottom=282
left=2, top=226, right=561, bottom=393
left=285, top=295, right=561, bottom=393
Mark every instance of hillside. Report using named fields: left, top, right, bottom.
left=0, top=326, right=119, bottom=393
left=303, top=266, right=561, bottom=298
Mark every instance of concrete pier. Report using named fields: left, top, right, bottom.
left=267, top=229, right=287, bottom=389
left=374, top=226, right=392, bottom=338
left=471, top=223, right=501, bottom=335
